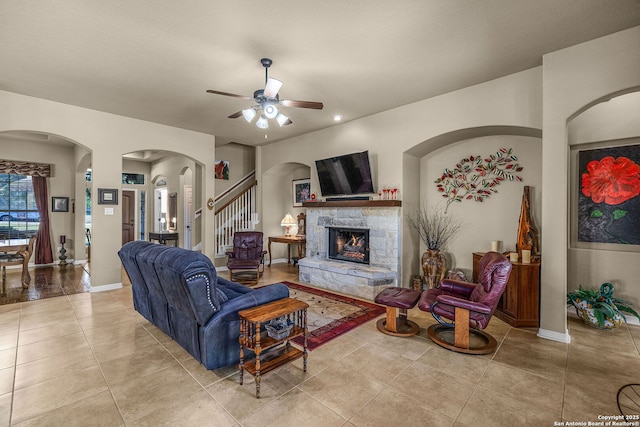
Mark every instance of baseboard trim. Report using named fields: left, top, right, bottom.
left=90, top=282, right=123, bottom=293
left=537, top=328, right=571, bottom=344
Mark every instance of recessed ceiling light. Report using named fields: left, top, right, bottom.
left=333, top=114, right=343, bottom=122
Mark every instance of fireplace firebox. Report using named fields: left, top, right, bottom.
left=328, top=227, right=370, bottom=265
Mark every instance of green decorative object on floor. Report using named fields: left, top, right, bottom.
left=567, top=282, right=640, bottom=329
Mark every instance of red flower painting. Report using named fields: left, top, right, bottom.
left=581, top=156, right=640, bottom=205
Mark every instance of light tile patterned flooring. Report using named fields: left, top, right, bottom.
left=0, top=263, right=639, bottom=426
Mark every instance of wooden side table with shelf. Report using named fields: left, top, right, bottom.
left=472, top=252, right=541, bottom=327
left=238, top=298, right=309, bottom=398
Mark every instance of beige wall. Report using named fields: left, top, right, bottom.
left=259, top=67, right=542, bottom=289
left=0, top=90, right=216, bottom=289
left=261, top=162, right=310, bottom=263
left=541, top=26, right=640, bottom=340
left=566, top=94, right=640, bottom=312
left=214, top=142, right=255, bottom=196
left=0, top=136, right=76, bottom=261
left=420, top=134, right=543, bottom=276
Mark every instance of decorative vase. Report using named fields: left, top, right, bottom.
left=516, top=186, right=539, bottom=256
left=571, top=299, right=623, bottom=329
left=422, top=249, right=446, bottom=289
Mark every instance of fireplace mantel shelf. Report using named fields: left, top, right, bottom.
left=302, top=200, right=401, bottom=208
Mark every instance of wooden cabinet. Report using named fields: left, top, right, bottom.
left=472, top=252, right=540, bottom=328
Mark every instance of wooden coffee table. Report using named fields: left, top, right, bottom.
left=238, top=298, right=309, bottom=398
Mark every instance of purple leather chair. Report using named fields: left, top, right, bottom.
left=418, top=251, right=512, bottom=354
left=226, top=231, right=267, bottom=286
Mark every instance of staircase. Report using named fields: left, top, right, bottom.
left=214, top=171, right=258, bottom=257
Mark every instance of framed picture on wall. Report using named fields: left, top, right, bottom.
left=51, top=197, right=69, bottom=212
left=293, top=178, right=311, bottom=207
left=577, top=143, right=640, bottom=245
left=98, top=188, right=119, bottom=205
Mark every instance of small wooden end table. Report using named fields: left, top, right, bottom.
left=268, top=235, right=306, bottom=266
left=238, top=298, right=309, bottom=398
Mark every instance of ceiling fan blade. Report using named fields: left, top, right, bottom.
left=206, top=89, right=252, bottom=100
left=280, top=99, right=324, bottom=109
left=283, top=118, right=293, bottom=125
left=263, top=78, right=283, bottom=98
left=228, top=110, right=243, bottom=119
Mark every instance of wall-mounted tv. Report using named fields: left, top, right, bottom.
left=315, top=151, right=375, bottom=197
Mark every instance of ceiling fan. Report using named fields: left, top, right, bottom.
left=206, top=58, right=323, bottom=129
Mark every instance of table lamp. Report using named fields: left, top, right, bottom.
left=280, top=213, right=296, bottom=236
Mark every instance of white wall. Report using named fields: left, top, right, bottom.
left=0, top=91, right=216, bottom=289
left=420, top=135, right=542, bottom=277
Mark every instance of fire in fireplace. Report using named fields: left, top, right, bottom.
left=328, top=227, right=370, bottom=265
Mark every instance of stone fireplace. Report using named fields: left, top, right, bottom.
left=298, top=201, right=400, bottom=300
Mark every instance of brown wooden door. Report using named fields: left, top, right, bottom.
left=122, top=190, right=135, bottom=244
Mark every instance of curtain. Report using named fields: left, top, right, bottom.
left=0, top=159, right=51, bottom=177
left=32, top=176, right=54, bottom=264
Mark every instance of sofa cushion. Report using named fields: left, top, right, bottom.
left=153, top=246, right=222, bottom=325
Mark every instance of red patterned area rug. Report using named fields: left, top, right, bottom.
left=280, top=281, right=385, bottom=350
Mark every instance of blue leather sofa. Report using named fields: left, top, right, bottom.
left=118, top=241, right=289, bottom=370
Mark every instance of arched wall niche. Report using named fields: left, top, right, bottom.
left=567, top=89, right=640, bottom=316
left=402, top=125, right=543, bottom=284
left=0, top=130, right=91, bottom=265
left=261, top=162, right=311, bottom=263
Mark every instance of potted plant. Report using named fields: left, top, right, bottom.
left=407, top=205, right=462, bottom=289
left=567, top=282, right=640, bottom=329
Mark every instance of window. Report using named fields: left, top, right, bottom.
left=0, top=174, right=40, bottom=239
left=122, top=173, right=145, bottom=185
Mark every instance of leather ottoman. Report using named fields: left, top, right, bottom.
left=374, top=287, right=421, bottom=337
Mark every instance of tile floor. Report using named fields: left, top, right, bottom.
left=0, top=262, right=639, bottom=426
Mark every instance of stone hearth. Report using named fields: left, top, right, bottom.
left=298, top=202, right=400, bottom=300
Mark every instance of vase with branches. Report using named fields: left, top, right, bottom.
left=407, top=205, right=462, bottom=289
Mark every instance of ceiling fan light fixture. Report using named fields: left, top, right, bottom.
left=263, top=104, right=278, bottom=119
left=242, top=108, right=257, bottom=123
left=276, top=113, right=289, bottom=127
left=264, top=78, right=283, bottom=98
left=256, top=115, right=269, bottom=129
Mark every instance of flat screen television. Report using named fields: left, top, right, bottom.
left=315, top=151, right=375, bottom=197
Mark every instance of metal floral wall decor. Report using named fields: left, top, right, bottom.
left=435, top=147, right=523, bottom=212
left=578, top=144, right=640, bottom=245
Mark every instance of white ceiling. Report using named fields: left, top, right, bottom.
left=1, top=1, right=639, bottom=148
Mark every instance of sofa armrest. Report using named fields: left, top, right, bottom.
left=210, top=283, right=290, bottom=322
left=225, top=251, right=235, bottom=258
left=439, top=279, right=478, bottom=297
left=436, top=294, right=492, bottom=315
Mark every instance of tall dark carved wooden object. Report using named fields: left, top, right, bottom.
left=516, top=186, right=539, bottom=255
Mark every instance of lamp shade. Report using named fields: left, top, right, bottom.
left=281, top=212, right=296, bottom=236
left=280, top=213, right=296, bottom=227
left=256, top=115, right=269, bottom=129
left=242, top=108, right=257, bottom=123
left=276, top=113, right=289, bottom=127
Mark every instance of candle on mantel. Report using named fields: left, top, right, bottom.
left=521, top=249, right=531, bottom=263
left=491, top=241, right=500, bottom=252
left=510, top=252, right=519, bottom=263
left=60, top=235, right=66, bottom=244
